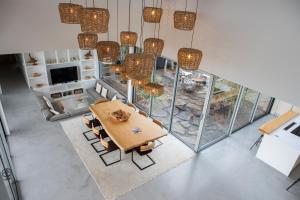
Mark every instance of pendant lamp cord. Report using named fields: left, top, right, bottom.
left=70, top=0, right=72, bottom=4
left=117, top=0, right=119, bottom=43
left=85, top=0, right=87, bottom=8
left=184, top=0, right=188, bottom=12
left=128, top=0, right=131, bottom=31
left=157, top=0, right=162, bottom=39
left=140, top=0, right=145, bottom=48
left=190, top=0, right=199, bottom=48
left=92, top=0, right=95, bottom=7
left=107, top=0, right=109, bottom=40
left=153, top=0, right=159, bottom=39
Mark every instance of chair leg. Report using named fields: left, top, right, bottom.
left=250, top=135, right=264, bottom=150
left=287, top=177, right=300, bottom=191
left=91, top=140, right=106, bottom=153
left=154, top=139, right=163, bottom=149
left=99, top=149, right=121, bottom=166
left=131, top=151, right=155, bottom=170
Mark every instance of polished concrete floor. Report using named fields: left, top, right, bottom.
left=1, top=64, right=299, bottom=200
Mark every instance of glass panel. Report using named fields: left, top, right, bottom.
left=199, top=77, right=240, bottom=147
left=151, top=58, right=176, bottom=128
left=254, top=95, right=272, bottom=119
left=233, top=88, right=259, bottom=131
left=134, top=87, right=150, bottom=113
left=170, top=68, right=211, bottom=148
left=0, top=119, right=18, bottom=200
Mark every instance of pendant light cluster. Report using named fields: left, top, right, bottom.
left=176, top=0, right=202, bottom=71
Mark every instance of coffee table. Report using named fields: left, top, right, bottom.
left=60, top=95, right=93, bottom=112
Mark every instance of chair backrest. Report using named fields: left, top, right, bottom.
left=139, top=110, right=148, bottom=118
left=140, top=141, right=155, bottom=152
left=127, top=103, right=136, bottom=110
left=82, top=115, right=92, bottom=126
left=91, top=123, right=99, bottom=136
left=94, top=98, right=109, bottom=105
left=153, top=119, right=164, bottom=129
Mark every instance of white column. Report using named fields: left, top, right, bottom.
left=127, top=47, right=135, bottom=103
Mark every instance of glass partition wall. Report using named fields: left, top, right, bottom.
left=100, top=54, right=274, bottom=152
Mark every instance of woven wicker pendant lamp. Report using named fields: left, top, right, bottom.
left=131, top=75, right=150, bottom=88
left=77, top=33, right=98, bottom=50
left=124, top=53, right=155, bottom=78
left=177, top=0, right=202, bottom=71
left=96, top=0, right=120, bottom=63
left=109, top=64, right=124, bottom=73
left=143, top=7, right=162, bottom=23
left=120, top=0, right=138, bottom=46
left=80, top=0, right=109, bottom=33
left=174, top=0, right=196, bottom=31
left=58, top=1, right=83, bottom=24
left=144, top=82, right=164, bottom=96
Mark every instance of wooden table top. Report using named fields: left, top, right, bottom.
left=90, top=100, right=167, bottom=151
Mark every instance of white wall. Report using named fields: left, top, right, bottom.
left=1, top=0, right=300, bottom=107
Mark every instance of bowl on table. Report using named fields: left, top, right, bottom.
left=109, top=109, right=131, bottom=122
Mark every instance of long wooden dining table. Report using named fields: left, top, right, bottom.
left=90, top=100, right=167, bottom=152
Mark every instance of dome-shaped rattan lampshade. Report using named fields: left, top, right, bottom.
left=124, top=53, right=155, bottom=78
left=58, top=3, right=83, bottom=24
left=131, top=75, right=150, bottom=88
left=178, top=48, right=202, bottom=71
left=109, top=64, right=124, bottom=73
left=143, top=7, right=163, bottom=23
left=144, top=38, right=164, bottom=57
left=80, top=8, right=109, bottom=33
left=174, top=11, right=196, bottom=31
left=96, top=41, right=120, bottom=63
left=119, top=71, right=130, bottom=81
left=77, top=33, right=98, bottom=50
left=144, top=82, right=164, bottom=96
left=120, top=31, right=138, bottom=46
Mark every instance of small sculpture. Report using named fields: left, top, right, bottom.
left=84, top=51, right=93, bottom=59
left=28, top=53, right=38, bottom=65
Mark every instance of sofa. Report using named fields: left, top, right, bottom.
left=34, top=79, right=126, bottom=121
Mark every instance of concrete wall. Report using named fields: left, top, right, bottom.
left=1, top=0, right=300, bottom=107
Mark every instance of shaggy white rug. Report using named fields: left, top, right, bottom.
left=60, top=116, right=195, bottom=200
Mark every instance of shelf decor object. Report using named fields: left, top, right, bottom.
left=58, top=2, right=83, bottom=24
left=177, top=0, right=203, bottom=71
left=28, top=54, right=38, bottom=65
left=96, top=41, right=120, bottom=63
left=124, top=53, right=155, bottom=79
left=80, top=0, right=109, bottom=33
left=120, top=0, right=138, bottom=46
left=78, top=33, right=98, bottom=50
left=84, top=50, right=93, bottom=59
left=144, top=82, right=164, bottom=96
left=143, top=7, right=162, bottom=23
left=32, top=72, right=42, bottom=77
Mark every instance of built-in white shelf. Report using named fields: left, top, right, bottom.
left=21, top=49, right=99, bottom=92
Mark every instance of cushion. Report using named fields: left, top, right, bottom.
left=101, top=87, right=108, bottom=98
left=112, top=95, right=117, bottom=101
left=50, top=109, right=60, bottom=115
left=95, top=83, right=102, bottom=94
left=86, top=88, right=101, bottom=100
left=42, top=96, right=54, bottom=110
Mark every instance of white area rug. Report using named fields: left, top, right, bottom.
left=60, top=116, right=195, bottom=200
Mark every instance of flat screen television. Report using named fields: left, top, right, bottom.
left=50, top=66, right=78, bottom=84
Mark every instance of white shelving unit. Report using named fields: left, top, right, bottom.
left=21, top=49, right=99, bottom=93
